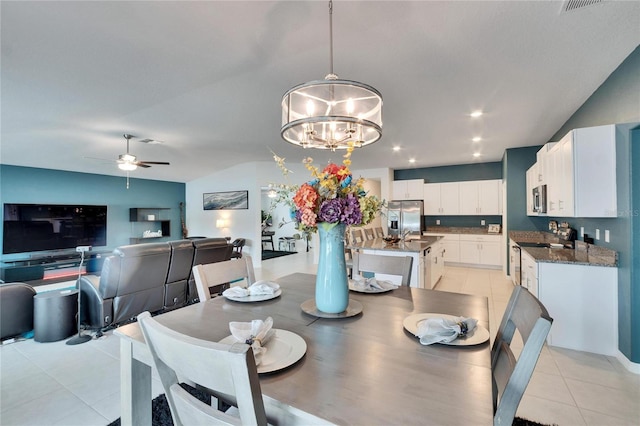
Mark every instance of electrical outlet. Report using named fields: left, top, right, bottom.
left=605, top=230, right=610, bottom=243
left=596, top=229, right=600, bottom=240
left=436, top=219, right=440, bottom=225
left=580, top=227, right=584, bottom=237
left=481, top=220, right=486, bottom=226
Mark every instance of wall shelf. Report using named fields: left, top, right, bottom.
left=129, top=208, right=171, bottom=244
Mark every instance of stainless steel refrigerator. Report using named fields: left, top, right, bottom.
left=387, top=200, right=424, bottom=237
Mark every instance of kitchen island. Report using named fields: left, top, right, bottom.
left=346, top=236, right=444, bottom=288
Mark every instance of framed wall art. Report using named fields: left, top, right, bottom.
left=203, top=190, right=249, bottom=210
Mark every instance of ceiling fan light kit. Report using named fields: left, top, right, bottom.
left=281, top=0, right=382, bottom=151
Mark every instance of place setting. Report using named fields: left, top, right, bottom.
left=217, top=316, right=307, bottom=374
left=348, top=274, right=398, bottom=294
left=403, top=313, right=490, bottom=346
left=221, top=280, right=282, bottom=302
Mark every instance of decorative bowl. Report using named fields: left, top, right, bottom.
left=382, top=236, right=401, bottom=244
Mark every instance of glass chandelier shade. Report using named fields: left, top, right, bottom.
left=118, top=153, right=137, bottom=171
left=281, top=76, right=382, bottom=150
left=280, top=1, right=382, bottom=151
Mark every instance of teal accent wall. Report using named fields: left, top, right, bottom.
left=394, top=161, right=502, bottom=182
left=0, top=165, right=185, bottom=261
left=631, top=128, right=640, bottom=362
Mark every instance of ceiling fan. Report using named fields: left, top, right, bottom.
left=116, top=134, right=170, bottom=171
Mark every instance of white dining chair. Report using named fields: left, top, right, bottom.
left=192, top=255, right=256, bottom=302
left=363, top=228, right=375, bottom=240
left=374, top=226, right=385, bottom=238
left=137, top=311, right=333, bottom=426
left=491, top=285, right=553, bottom=426
left=350, top=228, right=364, bottom=244
left=352, top=252, right=413, bottom=286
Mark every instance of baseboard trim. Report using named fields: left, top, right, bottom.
left=616, top=350, right=640, bottom=374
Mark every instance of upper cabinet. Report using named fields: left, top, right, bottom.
left=526, top=165, right=537, bottom=215
left=423, top=182, right=460, bottom=215
left=392, top=179, right=424, bottom=200
left=530, top=124, right=617, bottom=218
left=459, top=179, right=502, bottom=215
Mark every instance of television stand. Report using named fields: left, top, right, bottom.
left=0, top=251, right=109, bottom=283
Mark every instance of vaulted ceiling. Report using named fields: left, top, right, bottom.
left=2, top=1, right=639, bottom=182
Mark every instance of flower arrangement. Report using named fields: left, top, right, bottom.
left=271, top=143, right=384, bottom=233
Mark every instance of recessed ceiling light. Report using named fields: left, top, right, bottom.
left=470, top=110, right=483, bottom=118
left=473, top=152, right=481, bottom=158
left=472, top=137, right=482, bottom=142
left=392, top=146, right=401, bottom=152
left=409, top=158, right=416, bottom=163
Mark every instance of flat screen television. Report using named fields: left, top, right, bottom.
left=3, top=204, right=107, bottom=255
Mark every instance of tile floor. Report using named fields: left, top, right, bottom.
left=1, top=251, right=638, bottom=425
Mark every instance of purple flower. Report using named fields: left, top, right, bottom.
left=318, top=198, right=344, bottom=223
left=341, top=193, right=363, bottom=225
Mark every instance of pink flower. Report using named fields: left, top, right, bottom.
left=298, top=208, right=317, bottom=227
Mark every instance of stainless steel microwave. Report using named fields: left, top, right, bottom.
left=533, top=185, right=547, bottom=213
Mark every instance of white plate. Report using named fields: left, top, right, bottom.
left=403, top=313, right=490, bottom=346
left=348, top=280, right=397, bottom=294
left=224, top=288, right=282, bottom=302
left=218, top=329, right=307, bottom=373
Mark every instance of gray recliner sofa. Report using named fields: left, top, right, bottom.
left=79, top=238, right=233, bottom=329
left=187, top=238, right=234, bottom=302
left=163, top=239, right=195, bottom=310
left=0, top=282, right=36, bottom=340
left=79, top=242, right=172, bottom=328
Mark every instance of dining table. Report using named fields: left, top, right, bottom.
left=114, top=273, right=493, bottom=425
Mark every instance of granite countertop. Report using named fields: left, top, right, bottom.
left=346, top=236, right=442, bottom=253
left=424, top=226, right=502, bottom=235
left=513, top=231, right=618, bottom=267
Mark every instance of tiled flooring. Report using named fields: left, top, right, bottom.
left=1, top=251, right=638, bottom=425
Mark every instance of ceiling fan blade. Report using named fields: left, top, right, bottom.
left=85, top=156, right=118, bottom=164
left=138, top=161, right=170, bottom=165
left=135, top=163, right=152, bottom=168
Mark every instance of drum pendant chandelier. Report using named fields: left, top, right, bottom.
left=281, top=0, right=383, bottom=151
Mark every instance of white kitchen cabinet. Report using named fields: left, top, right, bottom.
left=423, top=182, right=460, bottom=215
left=542, top=124, right=617, bottom=218
left=535, top=142, right=557, bottom=186
left=458, top=234, right=502, bottom=267
left=509, top=239, right=519, bottom=285
left=525, top=165, right=537, bottom=216
left=459, top=180, right=502, bottom=215
left=523, top=255, right=618, bottom=356
left=423, top=233, right=460, bottom=263
left=393, top=179, right=424, bottom=200
left=520, top=250, right=538, bottom=298
left=430, top=241, right=446, bottom=288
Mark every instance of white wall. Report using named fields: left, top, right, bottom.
left=186, top=161, right=392, bottom=268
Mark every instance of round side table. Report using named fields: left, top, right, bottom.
left=33, top=288, right=78, bottom=343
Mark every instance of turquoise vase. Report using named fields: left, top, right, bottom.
left=315, top=222, right=349, bottom=313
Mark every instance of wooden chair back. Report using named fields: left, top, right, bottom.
left=352, top=252, right=413, bottom=286
left=374, top=227, right=385, bottom=238
left=192, top=255, right=255, bottom=303
left=363, top=228, right=375, bottom=240
left=138, top=312, right=335, bottom=426
left=138, top=311, right=266, bottom=426
left=491, top=286, right=553, bottom=426
left=350, top=229, right=364, bottom=244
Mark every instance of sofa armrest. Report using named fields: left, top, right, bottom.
left=79, top=275, right=111, bottom=328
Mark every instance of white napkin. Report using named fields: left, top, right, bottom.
left=416, top=316, right=478, bottom=345
left=229, top=317, right=274, bottom=365
left=222, top=280, right=280, bottom=298
left=350, top=275, right=398, bottom=291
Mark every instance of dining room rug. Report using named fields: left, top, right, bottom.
left=106, top=384, right=553, bottom=426
left=261, top=250, right=296, bottom=261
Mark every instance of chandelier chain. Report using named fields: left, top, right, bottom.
left=328, top=0, right=334, bottom=76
